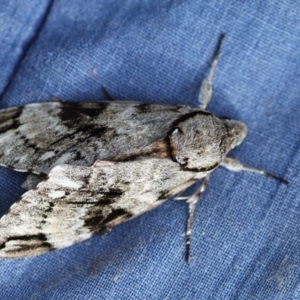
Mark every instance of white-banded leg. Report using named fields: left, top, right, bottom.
left=221, top=157, right=288, bottom=184
left=198, top=34, right=225, bottom=110
left=185, top=174, right=211, bottom=262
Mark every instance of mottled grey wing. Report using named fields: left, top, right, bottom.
left=0, top=158, right=200, bottom=258
left=0, top=101, right=193, bottom=174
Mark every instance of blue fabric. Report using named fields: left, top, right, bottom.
left=0, top=0, right=299, bottom=299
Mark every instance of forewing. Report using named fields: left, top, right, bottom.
left=0, top=158, right=201, bottom=258
left=0, top=101, right=193, bottom=174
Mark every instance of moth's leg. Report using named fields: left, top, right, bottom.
left=174, top=191, right=189, bottom=201
left=221, top=157, right=288, bottom=184
left=198, top=34, right=225, bottom=110
left=102, top=87, right=115, bottom=101
left=185, top=174, right=211, bottom=262
left=21, top=173, right=48, bottom=190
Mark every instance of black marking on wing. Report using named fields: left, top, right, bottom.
left=37, top=203, right=54, bottom=227
left=114, top=152, right=145, bottom=162
left=58, top=102, right=109, bottom=123
left=157, top=190, right=170, bottom=201
left=0, top=234, right=53, bottom=253
left=86, top=188, right=124, bottom=200
left=103, top=208, right=131, bottom=224
left=84, top=214, right=105, bottom=230
left=66, top=188, right=124, bottom=206
left=79, top=105, right=108, bottom=118
left=99, top=188, right=124, bottom=199
left=73, top=150, right=83, bottom=161
left=77, top=186, right=131, bottom=232
left=48, top=125, right=110, bottom=148
left=6, top=234, right=47, bottom=242
left=136, top=103, right=155, bottom=114
left=44, top=202, right=54, bottom=213
left=5, top=164, right=15, bottom=170
left=66, top=200, right=113, bottom=205
left=59, top=186, right=130, bottom=233
left=0, top=106, right=23, bottom=134
left=78, top=125, right=109, bottom=137
left=21, top=139, right=42, bottom=153
left=84, top=208, right=133, bottom=232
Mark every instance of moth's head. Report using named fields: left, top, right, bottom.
left=168, top=112, right=247, bottom=172
left=222, top=118, right=247, bottom=148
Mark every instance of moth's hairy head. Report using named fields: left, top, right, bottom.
left=222, top=119, right=247, bottom=148
left=168, top=112, right=247, bottom=172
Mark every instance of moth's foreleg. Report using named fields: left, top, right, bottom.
left=221, top=157, right=288, bottom=184
left=198, top=34, right=225, bottom=110
left=185, top=174, right=211, bottom=263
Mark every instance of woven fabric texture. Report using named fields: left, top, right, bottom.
left=0, top=1, right=299, bottom=299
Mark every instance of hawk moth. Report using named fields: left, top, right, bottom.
left=0, top=35, right=287, bottom=260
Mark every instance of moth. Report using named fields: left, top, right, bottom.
left=0, top=35, right=287, bottom=261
